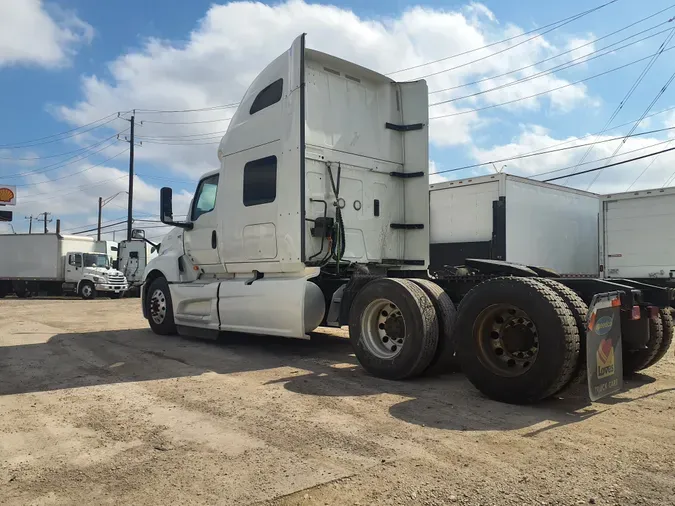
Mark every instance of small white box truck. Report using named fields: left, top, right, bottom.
left=0, top=233, right=128, bottom=299
left=429, top=173, right=601, bottom=276
left=601, top=186, right=675, bottom=284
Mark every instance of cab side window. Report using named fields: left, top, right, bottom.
left=69, top=254, right=82, bottom=267
left=191, top=174, right=219, bottom=221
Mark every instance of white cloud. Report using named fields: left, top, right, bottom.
left=55, top=0, right=593, bottom=177
left=0, top=0, right=93, bottom=68
left=469, top=122, right=675, bottom=193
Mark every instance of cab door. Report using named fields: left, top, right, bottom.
left=183, top=173, right=222, bottom=269
left=65, top=253, right=83, bottom=283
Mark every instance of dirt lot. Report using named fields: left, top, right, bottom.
left=1, top=298, right=674, bottom=506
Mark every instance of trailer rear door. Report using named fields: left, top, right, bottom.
left=603, top=191, right=675, bottom=279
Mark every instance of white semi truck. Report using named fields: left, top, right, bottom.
left=140, top=34, right=673, bottom=404
left=0, top=233, right=128, bottom=299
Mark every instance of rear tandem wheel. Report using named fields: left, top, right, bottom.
left=454, top=277, right=580, bottom=404
left=348, top=277, right=439, bottom=380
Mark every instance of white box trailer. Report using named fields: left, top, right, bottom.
left=0, top=233, right=128, bottom=299
left=429, top=173, right=601, bottom=276
left=601, top=186, right=675, bottom=283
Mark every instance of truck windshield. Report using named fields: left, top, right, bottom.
left=83, top=254, right=110, bottom=268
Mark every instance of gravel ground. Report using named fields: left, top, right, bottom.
left=1, top=297, right=674, bottom=506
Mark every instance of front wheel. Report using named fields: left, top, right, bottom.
left=79, top=281, right=97, bottom=300
left=146, top=277, right=177, bottom=335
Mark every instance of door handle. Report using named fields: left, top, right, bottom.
left=211, top=230, right=217, bottom=249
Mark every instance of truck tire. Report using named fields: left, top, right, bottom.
left=410, top=278, right=459, bottom=376
left=79, top=281, right=97, bottom=300
left=647, top=308, right=674, bottom=367
left=624, top=312, right=664, bottom=374
left=536, top=278, right=589, bottom=389
left=348, top=278, right=438, bottom=380
left=13, top=281, right=32, bottom=299
left=455, top=277, right=580, bottom=404
left=146, top=277, right=177, bottom=335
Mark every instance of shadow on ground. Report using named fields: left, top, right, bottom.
left=1, top=328, right=666, bottom=434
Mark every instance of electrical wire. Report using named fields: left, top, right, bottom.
left=71, top=220, right=128, bottom=235
left=432, top=24, right=675, bottom=105
left=136, top=130, right=228, bottom=140
left=587, top=65, right=675, bottom=189
left=542, top=145, right=675, bottom=182
left=385, top=0, right=621, bottom=75
left=14, top=147, right=129, bottom=188
left=428, top=44, right=675, bottom=117
left=19, top=175, right=128, bottom=204
left=563, top=27, right=675, bottom=185
left=625, top=139, right=675, bottom=190
left=531, top=137, right=675, bottom=178
left=3, top=132, right=127, bottom=178
left=132, top=1, right=623, bottom=116
left=140, top=117, right=233, bottom=125
left=429, top=6, right=675, bottom=95
left=432, top=125, right=675, bottom=177
left=0, top=115, right=122, bottom=149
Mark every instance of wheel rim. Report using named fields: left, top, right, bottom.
left=82, top=285, right=92, bottom=297
left=150, top=288, right=167, bottom=324
left=474, top=303, right=539, bottom=377
left=360, top=298, right=406, bottom=359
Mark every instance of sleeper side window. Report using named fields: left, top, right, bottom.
left=249, top=79, right=283, bottom=115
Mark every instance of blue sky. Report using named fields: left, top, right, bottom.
left=2, top=0, right=675, bottom=237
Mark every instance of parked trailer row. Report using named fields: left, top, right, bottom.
left=138, top=35, right=673, bottom=405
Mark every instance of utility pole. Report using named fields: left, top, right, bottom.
left=118, top=112, right=140, bottom=241
left=36, top=212, right=52, bottom=234
left=25, top=215, right=33, bottom=234
left=97, top=197, right=103, bottom=241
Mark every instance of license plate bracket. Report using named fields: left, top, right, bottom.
left=586, top=291, right=624, bottom=401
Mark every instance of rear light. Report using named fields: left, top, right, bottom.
left=649, top=306, right=659, bottom=318
left=631, top=305, right=641, bottom=320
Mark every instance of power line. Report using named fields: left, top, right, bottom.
left=431, top=124, right=675, bottom=176
left=136, top=130, right=227, bottom=140
left=14, top=147, right=129, bottom=188
left=385, top=0, right=621, bottom=76
left=131, top=1, right=622, bottom=117
left=71, top=220, right=127, bottom=235
left=0, top=115, right=121, bottom=150
left=432, top=24, right=675, bottom=105
left=3, top=132, right=126, bottom=178
left=135, top=103, right=240, bottom=114
left=587, top=63, right=675, bottom=189
left=0, top=132, right=122, bottom=161
left=565, top=27, right=675, bottom=185
left=19, top=175, right=128, bottom=204
left=543, top=145, right=675, bottom=182
left=531, top=137, right=675, bottom=178
left=625, top=139, right=675, bottom=190
left=428, top=44, right=675, bottom=117
left=140, top=117, right=233, bottom=125
left=428, top=6, right=675, bottom=95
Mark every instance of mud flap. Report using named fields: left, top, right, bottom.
left=586, top=292, right=623, bottom=401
